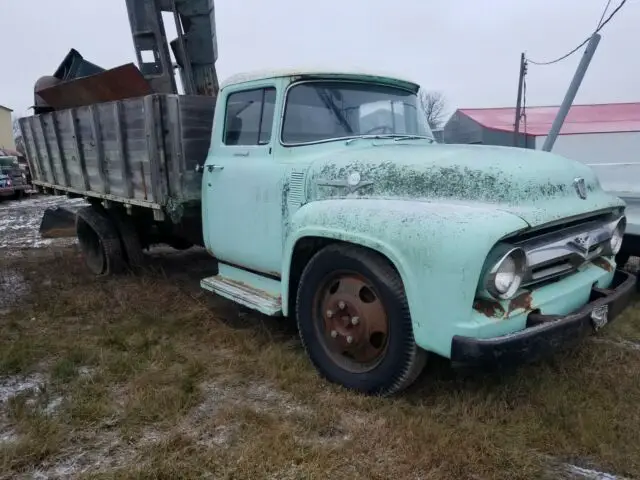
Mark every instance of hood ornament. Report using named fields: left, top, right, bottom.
left=573, top=177, right=587, bottom=200
left=317, top=171, right=374, bottom=194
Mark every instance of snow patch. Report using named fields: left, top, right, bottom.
left=0, top=195, right=86, bottom=250
left=0, top=268, right=30, bottom=313
left=0, top=374, right=45, bottom=403
left=0, top=429, right=18, bottom=444
left=565, top=464, right=626, bottom=480
left=30, top=431, right=130, bottom=479
left=194, top=380, right=308, bottom=418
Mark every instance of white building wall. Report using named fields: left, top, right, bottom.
left=535, top=132, right=640, bottom=192
left=535, top=131, right=640, bottom=236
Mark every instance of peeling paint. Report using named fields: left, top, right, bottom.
left=314, top=161, right=570, bottom=203
left=303, top=144, right=624, bottom=229
left=473, top=298, right=505, bottom=318
left=592, top=257, right=614, bottom=273
left=472, top=291, right=533, bottom=319
left=506, top=291, right=534, bottom=317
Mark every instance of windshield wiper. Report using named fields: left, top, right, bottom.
left=315, top=89, right=353, bottom=135
left=392, top=135, right=435, bottom=142
left=345, top=134, right=434, bottom=145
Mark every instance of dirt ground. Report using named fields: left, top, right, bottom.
left=1, top=194, right=640, bottom=479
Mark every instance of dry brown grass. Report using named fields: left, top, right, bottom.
left=1, top=245, right=640, bottom=479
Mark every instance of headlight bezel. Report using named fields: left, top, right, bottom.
left=608, top=216, right=626, bottom=256
left=483, top=246, right=528, bottom=300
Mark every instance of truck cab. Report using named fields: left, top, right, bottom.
left=199, top=69, right=636, bottom=395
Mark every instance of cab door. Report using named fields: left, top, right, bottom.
left=203, top=83, right=284, bottom=275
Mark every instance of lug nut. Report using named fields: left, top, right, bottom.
left=338, top=301, right=346, bottom=310
left=351, top=316, right=360, bottom=326
left=346, top=336, right=354, bottom=344
left=326, top=310, right=334, bottom=318
left=331, top=330, right=338, bottom=338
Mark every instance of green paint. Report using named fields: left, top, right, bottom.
left=202, top=71, right=627, bottom=359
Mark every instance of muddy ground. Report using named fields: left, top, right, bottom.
left=1, top=194, right=640, bottom=479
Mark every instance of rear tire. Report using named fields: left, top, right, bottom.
left=108, top=211, right=146, bottom=271
left=76, top=206, right=126, bottom=276
left=296, top=244, right=426, bottom=396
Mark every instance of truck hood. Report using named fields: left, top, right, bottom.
left=305, top=143, right=625, bottom=228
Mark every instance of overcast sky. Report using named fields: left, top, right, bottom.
left=1, top=0, right=638, bottom=119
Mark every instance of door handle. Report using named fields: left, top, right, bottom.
left=233, top=151, right=250, bottom=157
left=207, top=164, right=224, bottom=172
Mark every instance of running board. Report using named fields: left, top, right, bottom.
left=200, top=264, right=282, bottom=316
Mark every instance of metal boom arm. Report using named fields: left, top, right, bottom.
left=124, top=0, right=219, bottom=97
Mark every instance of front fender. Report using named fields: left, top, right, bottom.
left=281, top=199, right=529, bottom=357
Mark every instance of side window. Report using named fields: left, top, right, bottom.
left=223, top=87, right=276, bottom=146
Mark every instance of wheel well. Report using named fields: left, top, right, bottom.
left=287, top=237, right=404, bottom=316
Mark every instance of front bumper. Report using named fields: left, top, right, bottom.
left=451, top=269, right=636, bottom=367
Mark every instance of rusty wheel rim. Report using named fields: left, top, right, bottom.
left=313, top=272, right=390, bottom=373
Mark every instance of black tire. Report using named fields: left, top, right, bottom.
left=108, top=211, right=146, bottom=270
left=615, top=251, right=630, bottom=269
left=167, top=237, right=193, bottom=251
left=76, top=206, right=126, bottom=276
left=296, top=244, right=426, bottom=396
left=13, top=190, right=24, bottom=200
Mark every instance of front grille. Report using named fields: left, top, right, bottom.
left=513, top=214, right=619, bottom=287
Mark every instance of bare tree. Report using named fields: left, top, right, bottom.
left=419, top=90, right=447, bottom=130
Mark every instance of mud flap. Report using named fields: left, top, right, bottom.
left=39, top=207, right=77, bottom=238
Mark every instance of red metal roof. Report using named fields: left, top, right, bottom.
left=459, top=102, right=640, bottom=136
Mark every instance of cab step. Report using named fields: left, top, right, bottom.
left=200, top=264, right=282, bottom=316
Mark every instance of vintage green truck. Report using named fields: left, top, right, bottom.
left=19, top=68, right=637, bottom=395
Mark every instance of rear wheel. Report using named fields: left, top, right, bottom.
left=76, top=206, right=126, bottom=276
left=108, top=211, right=146, bottom=270
left=296, top=244, right=426, bottom=396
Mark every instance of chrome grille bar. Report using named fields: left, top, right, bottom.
left=514, top=217, right=619, bottom=287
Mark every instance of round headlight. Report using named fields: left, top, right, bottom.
left=610, top=217, right=626, bottom=255
left=485, top=247, right=527, bottom=300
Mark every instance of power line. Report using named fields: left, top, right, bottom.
left=527, top=0, right=627, bottom=66
left=596, top=0, right=613, bottom=28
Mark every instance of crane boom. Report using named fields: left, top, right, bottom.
left=124, top=0, right=219, bottom=97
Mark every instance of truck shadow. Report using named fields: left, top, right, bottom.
left=141, top=247, right=640, bottom=400
left=144, top=246, right=299, bottom=338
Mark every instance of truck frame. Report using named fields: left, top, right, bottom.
left=16, top=0, right=637, bottom=396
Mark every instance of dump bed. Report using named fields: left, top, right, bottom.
left=19, top=94, right=215, bottom=222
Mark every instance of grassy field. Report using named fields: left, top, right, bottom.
left=1, top=245, right=640, bottom=479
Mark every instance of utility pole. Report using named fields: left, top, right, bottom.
left=542, top=33, right=601, bottom=152
left=513, top=53, right=526, bottom=147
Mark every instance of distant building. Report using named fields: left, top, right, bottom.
left=0, top=104, right=15, bottom=150
left=443, top=102, right=640, bottom=167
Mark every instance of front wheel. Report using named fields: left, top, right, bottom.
left=296, top=244, right=426, bottom=396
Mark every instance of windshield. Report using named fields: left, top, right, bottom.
left=282, top=81, right=432, bottom=145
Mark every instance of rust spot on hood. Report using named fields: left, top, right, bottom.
left=506, top=291, right=533, bottom=317
left=592, top=257, right=613, bottom=272
left=473, top=298, right=505, bottom=318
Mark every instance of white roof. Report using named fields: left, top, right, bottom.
left=219, top=67, right=420, bottom=91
